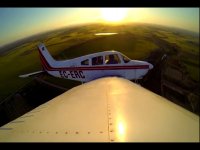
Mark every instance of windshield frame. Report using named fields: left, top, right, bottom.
left=121, top=54, right=131, bottom=63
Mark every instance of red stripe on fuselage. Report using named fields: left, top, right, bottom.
left=38, top=48, right=53, bottom=70
left=39, top=55, right=48, bottom=70
left=38, top=48, right=149, bottom=71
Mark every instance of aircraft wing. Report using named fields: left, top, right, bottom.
left=0, top=77, right=199, bottom=142
left=19, top=70, right=45, bottom=78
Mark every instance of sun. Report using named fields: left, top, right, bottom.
left=101, top=8, right=128, bottom=23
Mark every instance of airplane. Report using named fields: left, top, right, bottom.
left=0, top=43, right=198, bottom=142
left=19, top=43, right=154, bottom=83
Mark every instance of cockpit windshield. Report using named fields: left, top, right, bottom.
left=122, top=54, right=131, bottom=63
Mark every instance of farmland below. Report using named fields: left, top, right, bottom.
left=0, top=23, right=199, bottom=126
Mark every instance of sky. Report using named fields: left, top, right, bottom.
left=0, top=8, right=199, bottom=47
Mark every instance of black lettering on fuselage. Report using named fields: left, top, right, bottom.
left=59, top=71, right=68, bottom=78
left=79, top=71, right=85, bottom=78
left=63, top=71, right=68, bottom=78
left=59, top=71, right=64, bottom=78
left=60, top=70, right=85, bottom=79
left=70, top=71, right=75, bottom=78
left=74, top=71, right=80, bottom=78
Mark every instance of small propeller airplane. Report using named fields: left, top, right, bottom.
left=19, top=43, right=153, bottom=82
left=0, top=43, right=199, bottom=142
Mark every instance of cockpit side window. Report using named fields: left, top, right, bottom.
left=81, top=59, right=89, bottom=65
left=105, top=54, right=121, bottom=64
left=92, top=56, right=103, bottom=65
left=122, top=55, right=130, bottom=63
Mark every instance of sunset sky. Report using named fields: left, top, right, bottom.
left=0, top=8, right=199, bottom=46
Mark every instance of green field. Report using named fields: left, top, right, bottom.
left=152, top=26, right=199, bottom=81
left=0, top=23, right=199, bottom=101
left=59, top=33, right=158, bottom=60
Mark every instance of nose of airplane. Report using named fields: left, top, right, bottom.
left=148, top=63, right=153, bottom=70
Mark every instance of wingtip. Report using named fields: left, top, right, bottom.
left=19, top=75, right=28, bottom=78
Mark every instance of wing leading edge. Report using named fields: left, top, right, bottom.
left=0, top=77, right=199, bottom=142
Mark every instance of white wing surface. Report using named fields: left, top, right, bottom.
left=0, top=77, right=199, bottom=142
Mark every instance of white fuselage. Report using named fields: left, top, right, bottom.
left=38, top=44, right=153, bottom=82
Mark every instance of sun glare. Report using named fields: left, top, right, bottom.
left=101, top=8, right=128, bottom=23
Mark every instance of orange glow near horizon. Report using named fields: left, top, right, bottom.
left=0, top=8, right=199, bottom=46
left=100, top=8, right=129, bottom=24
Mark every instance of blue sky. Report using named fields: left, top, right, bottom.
left=0, top=8, right=199, bottom=46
